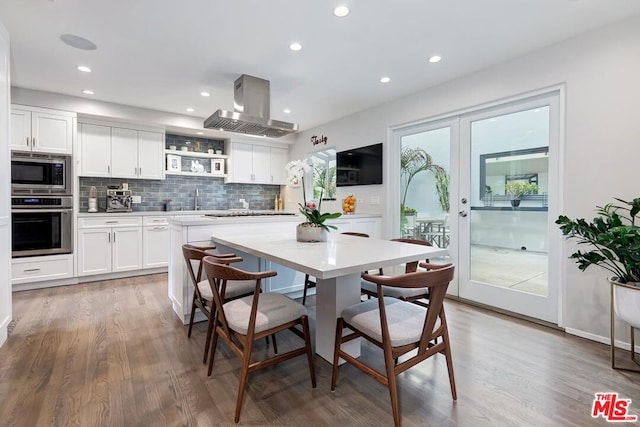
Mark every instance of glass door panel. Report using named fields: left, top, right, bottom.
left=458, top=93, right=559, bottom=323
left=400, top=126, right=451, bottom=260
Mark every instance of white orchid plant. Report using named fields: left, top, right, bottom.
left=285, top=159, right=341, bottom=231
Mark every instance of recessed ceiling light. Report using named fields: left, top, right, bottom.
left=289, top=42, right=302, bottom=51
left=200, top=91, right=210, bottom=97
left=82, top=89, right=94, bottom=95
left=428, top=55, right=442, bottom=63
left=380, top=76, right=391, bottom=83
left=77, top=65, right=91, bottom=73
left=60, top=34, right=97, bottom=50
left=283, top=108, right=291, bottom=114
left=196, top=131, right=204, bottom=135
left=186, top=108, right=195, bottom=112
left=333, top=5, right=350, bottom=17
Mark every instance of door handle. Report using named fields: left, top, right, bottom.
left=459, top=211, right=468, bottom=217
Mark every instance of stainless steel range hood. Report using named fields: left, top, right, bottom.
left=204, top=75, right=298, bottom=138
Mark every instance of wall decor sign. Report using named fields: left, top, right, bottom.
left=311, top=135, right=328, bottom=146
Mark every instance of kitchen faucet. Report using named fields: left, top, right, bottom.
left=194, top=188, right=200, bottom=211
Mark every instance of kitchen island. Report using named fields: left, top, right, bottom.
left=167, top=213, right=383, bottom=325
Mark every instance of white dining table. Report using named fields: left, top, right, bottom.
left=210, top=229, right=448, bottom=363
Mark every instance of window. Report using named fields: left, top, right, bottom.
left=307, top=148, right=336, bottom=200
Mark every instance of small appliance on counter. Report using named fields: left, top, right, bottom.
left=88, top=186, right=98, bottom=213
left=106, top=187, right=133, bottom=212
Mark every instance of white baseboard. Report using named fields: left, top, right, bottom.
left=77, top=268, right=167, bottom=283
left=0, top=314, right=10, bottom=347
left=13, top=277, right=78, bottom=292
left=565, top=327, right=640, bottom=353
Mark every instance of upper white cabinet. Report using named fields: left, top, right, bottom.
left=225, top=141, right=288, bottom=185
left=79, top=121, right=164, bottom=179
left=11, top=105, right=74, bottom=154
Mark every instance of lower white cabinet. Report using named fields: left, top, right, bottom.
left=143, top=216, right=169, bottom=268
left=327, top=216, right=382, bottom=238
left=11, top=254, right=74, bottom=285
left=77, top=217, right=143, bottom=276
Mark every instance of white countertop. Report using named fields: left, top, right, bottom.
left=210, top=229, right=446, bottom=280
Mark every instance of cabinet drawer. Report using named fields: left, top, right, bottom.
left=12, top=254, right=74, bottom=284
left=79, top=216, right=142, bottom=228
left=143, top=216, right=170, bottom=226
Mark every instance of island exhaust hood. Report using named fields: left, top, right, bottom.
left=204, top=75, right=298, bottom=138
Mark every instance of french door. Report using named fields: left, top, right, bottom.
left=458, top=92, right=561, bottom=323
left=392, top=90, right=561, bottom=324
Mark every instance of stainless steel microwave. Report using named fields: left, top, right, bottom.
left=11, top=152, right=71, bottom=194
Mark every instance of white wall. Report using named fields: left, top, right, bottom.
left=0, top=20, right=11, bottom=347
left=290, top=14, right=640, bottom=345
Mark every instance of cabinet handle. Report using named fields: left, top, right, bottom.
left=108, top=233, right=111, bottom=243
left=23, top=268, right=41, bottom=272
left=152, top=226, right=167, bottom=230
left=108, top=165, right=111, bottom=174
left=26, top=137, right=30, bottom=146
left=32, top=137, right=36, bottom=146
left=113, top=231, right=116, bottom=242
left=139, top=167, right=142, bottom=175
left=106, top=221, right=118, bottom=224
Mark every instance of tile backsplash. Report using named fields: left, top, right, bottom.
left=78, top=133, right=281, bottom=212
left=78, top=176, right=281, bottom=212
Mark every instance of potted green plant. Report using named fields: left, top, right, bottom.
left=556, top=197, right=640, bottom=369
left=285, top=159, right=342, bottom=242
left=505, top=182, right=538, bottom=207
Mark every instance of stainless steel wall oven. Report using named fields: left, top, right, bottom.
left=11, top=196, right=73, bottom=258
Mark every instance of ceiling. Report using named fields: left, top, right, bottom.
left=2, top=1, right=640, bottom=135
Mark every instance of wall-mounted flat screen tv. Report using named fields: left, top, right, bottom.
left=336, top=143, right=383, bottom=186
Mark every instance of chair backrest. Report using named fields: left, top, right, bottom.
left=182, top=244, right=243, bottom=300
left=341, top=232, right=370, bottom=238
left=182, top=244, right=210, bottom=296
left=201, top=257, right=277, bottom=339
left=362, top=263, right=455, bottom=353
left=390, top=238, right=433, bottom=273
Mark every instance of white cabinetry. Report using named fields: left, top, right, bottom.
left=77, top=216, right=143, bottom=276
left=225, top=141, right=288, bottom=184
left=11, top=254, right=74, bottom=285
left=327, top=215, right=382, bottom=238
left=11, top=105, right=74, bottom=154
left=143, top=216, right=169, bottom=268
left=79, top=122, right=164, bottom=179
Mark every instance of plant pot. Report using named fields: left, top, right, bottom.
left=610, top=278, right=640, bottom=328
left=510, top=199, right=521, bottom=207
left=296, top=223, right=327, bottom=242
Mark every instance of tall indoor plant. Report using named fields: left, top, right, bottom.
left=556, top=197, right=640, bottom=369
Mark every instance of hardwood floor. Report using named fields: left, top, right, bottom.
left=1, top=273, right=638, bottom=426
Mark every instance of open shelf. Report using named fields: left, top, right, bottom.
left=165, top=170, right=227, bottom=178
left=164, top=149, right=228, bottom=159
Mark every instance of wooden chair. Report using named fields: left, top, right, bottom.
left=331, top=263, right=456, bottom=427
left=361, top=238, right=434, bottom=308
left=202, top=257, right=316, bottom=423
left=182, top=244, right=262, bottom=364
left=302, top=232, right=372, bottom=305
